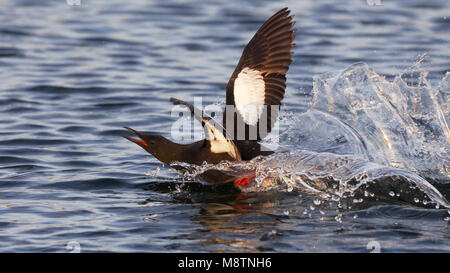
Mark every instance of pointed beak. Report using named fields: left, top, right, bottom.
left=123, top=127, right=148, bottom=149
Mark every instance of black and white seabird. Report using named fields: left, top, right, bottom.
left=124, top=8, right=296, bottom=185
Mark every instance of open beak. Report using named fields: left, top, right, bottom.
left=123, top=127, right=148, bottom=149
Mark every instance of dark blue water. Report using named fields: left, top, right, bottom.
left=0, top=0, right=449, bottom=252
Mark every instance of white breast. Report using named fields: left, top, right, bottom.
left=233, top=67, right=265, bottom=126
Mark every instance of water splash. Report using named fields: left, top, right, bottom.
left=177, top=150, right=449, bottom=208
left=268, top=62, right=449, bottom=180
left=169, top=63, right=449, bottom=209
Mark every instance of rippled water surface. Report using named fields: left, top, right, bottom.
left=1, top=0, right=449, bottom=252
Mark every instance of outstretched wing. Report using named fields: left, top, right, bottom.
left=170, top=97, right=241, bottom=161
left=223, top=7, right=296, bottom=141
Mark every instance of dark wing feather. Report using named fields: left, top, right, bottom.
left=223, top=7, right=296, bottom=141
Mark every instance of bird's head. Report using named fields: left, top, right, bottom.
left=123, top=127, right=176, bottom=164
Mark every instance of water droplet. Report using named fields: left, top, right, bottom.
left=287, top=185, right=293, bottom=192
left=145, top=167, right=161, bottom=177
left=389, top=191, right=395, bottom=197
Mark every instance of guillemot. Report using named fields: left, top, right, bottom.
left=124, top=7, right=295, bottom=186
